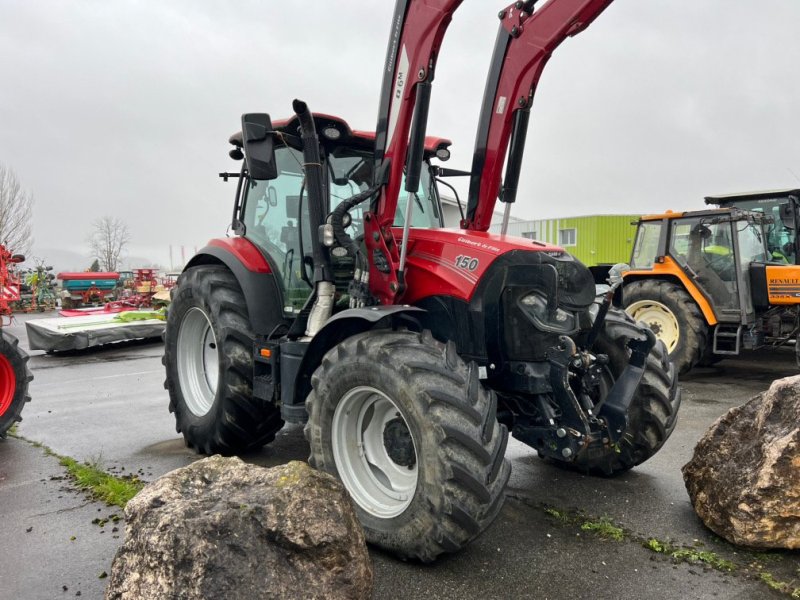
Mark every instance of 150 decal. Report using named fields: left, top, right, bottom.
left=455, top=255, right=479, bottom=271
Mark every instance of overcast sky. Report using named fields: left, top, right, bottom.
left=1, top=1, right=799, bottom=268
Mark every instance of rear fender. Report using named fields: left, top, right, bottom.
left=185, top=239, right=285, bottom=335
left=291, top=306, right=426, bottom=407
left=623, top=257, right=718, bottom=325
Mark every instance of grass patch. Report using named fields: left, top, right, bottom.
left=760, top=572, right=800, bottom=598
left=10, top=432, right=143, bottom=508
left=580, top=518, right=625, bottom=542
left=542, top=506, right=625, bottom=541
left=58, top=456, right=142, bottom=508
left=543, top=507, right=571, bottom=524
left=645, top=538, right=736, bottom=572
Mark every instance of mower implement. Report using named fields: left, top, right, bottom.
left=164, top=0, right=680, bottom=561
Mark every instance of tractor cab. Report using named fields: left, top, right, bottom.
left=226, top=114, right=450, bottom=315
left=624, top=207, right=800, bottom=373
left=705, top=189, right=800, bottom=264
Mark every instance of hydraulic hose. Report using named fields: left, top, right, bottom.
left=331, top=184, right=380, bottom=269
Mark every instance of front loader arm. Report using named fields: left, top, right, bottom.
left=464, top=0, right=614, bottom=231
left=366, top=0, right=463, bottom=305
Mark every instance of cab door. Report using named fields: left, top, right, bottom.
left=239, top=146, right=314, bottom=316
left=667, top=217, right=741, bottom=322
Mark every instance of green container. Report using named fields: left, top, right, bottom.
left=493, top=214, right=639, bottom=268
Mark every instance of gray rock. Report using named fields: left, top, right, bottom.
left=682, top=374, right=800, bottom=549
left=106, top=457, right=372, bottom=600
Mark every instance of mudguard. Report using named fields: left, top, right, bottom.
left=185, top=239, right=285, bottom=336
left=291, top=305, right=426, bottom=407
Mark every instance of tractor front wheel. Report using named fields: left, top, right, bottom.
left=305, top=330, right=510, bottom=562
left=584, top=307, right=681, bottom=474
left=163, top=265, right=283, bottom=455
left=0, top=331, right=32, bottom=438
left=545, top=307, right=681, bottom=475
left=624, top=279, right=708, bottom=375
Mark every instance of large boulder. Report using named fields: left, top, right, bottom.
left=682, top=375, right=800, bottom=549
left=106, top=457, right=372, bottom=600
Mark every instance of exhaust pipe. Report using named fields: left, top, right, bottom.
left=292, top=99, right=335, bottom=338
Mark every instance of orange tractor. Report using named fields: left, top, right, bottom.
left=0, top=244, right=32, bottom=437
left=622, top=207, right=800, bottom=374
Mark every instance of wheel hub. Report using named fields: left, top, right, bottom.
left=176, top=307, right=219, bottom=417
left=625, top=299, right=680, bottom=352
left=383, top=417, right=416, bottom=468
left=331, top=386, right=418, bottom=519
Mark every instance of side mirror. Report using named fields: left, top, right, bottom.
left=241, top=113, right=278, bottom=181
left=779, top=202, right=795, bottom=229
left=11, top=254, right=25, bottom=263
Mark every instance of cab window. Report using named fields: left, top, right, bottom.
left=630, top=221, right=662, bottom=269
left=241, top=147, right=312, bottom=314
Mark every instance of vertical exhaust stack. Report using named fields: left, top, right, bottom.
left=292, top=99, right=336, bottom=338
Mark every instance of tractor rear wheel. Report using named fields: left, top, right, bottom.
left=0, top=331, right=32, bottom=438
left=624, top=279, right=708, bottom=375
left=305, top=330, right=510, bottom=562
left=163, top=265, right=283, bottom=455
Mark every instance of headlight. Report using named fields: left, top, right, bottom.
left=517, top=291, right=578, bottom=334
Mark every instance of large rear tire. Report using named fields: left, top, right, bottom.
left=0, top=331, right=32, bottom=438
left=305, top=330, right=510, bottom=562
left=163, top=266, right=283, bottom=455
left=624, top=279, right=708, bottom=375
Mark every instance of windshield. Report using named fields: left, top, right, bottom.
left=326, top=147, right=441, bottom=229
left=631, top=221, right=661, bottom=269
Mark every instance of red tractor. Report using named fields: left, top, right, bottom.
left=0, top=244, right=32, bottom=438
left=164, top=0, right=679, bottom=561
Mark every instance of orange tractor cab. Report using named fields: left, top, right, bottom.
left=622, top=207, right=800, bottom=374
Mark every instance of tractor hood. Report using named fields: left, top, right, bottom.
left=400, top=227, right=594, bottom=308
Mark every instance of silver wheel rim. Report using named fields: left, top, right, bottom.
left=626, top=299, right=680, bottom=352
left=177, top=307, right=219, bottom=417
left=332, top=386, right=418, bottom=519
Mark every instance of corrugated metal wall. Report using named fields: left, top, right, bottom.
left=489, top=215, right=639, bottom=266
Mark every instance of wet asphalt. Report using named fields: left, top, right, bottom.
left=0, top=313, right=798, bottom=599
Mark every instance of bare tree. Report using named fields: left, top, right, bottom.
left=88, top=216, right=131, bottom=272
left=0, top=163, right=34, bottom=255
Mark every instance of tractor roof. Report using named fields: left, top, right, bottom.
left=704, top=188, right=800, bottom=205
left=228, top=113, right=451, bottom=158
left=639, top=207, right=772, bottom=224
